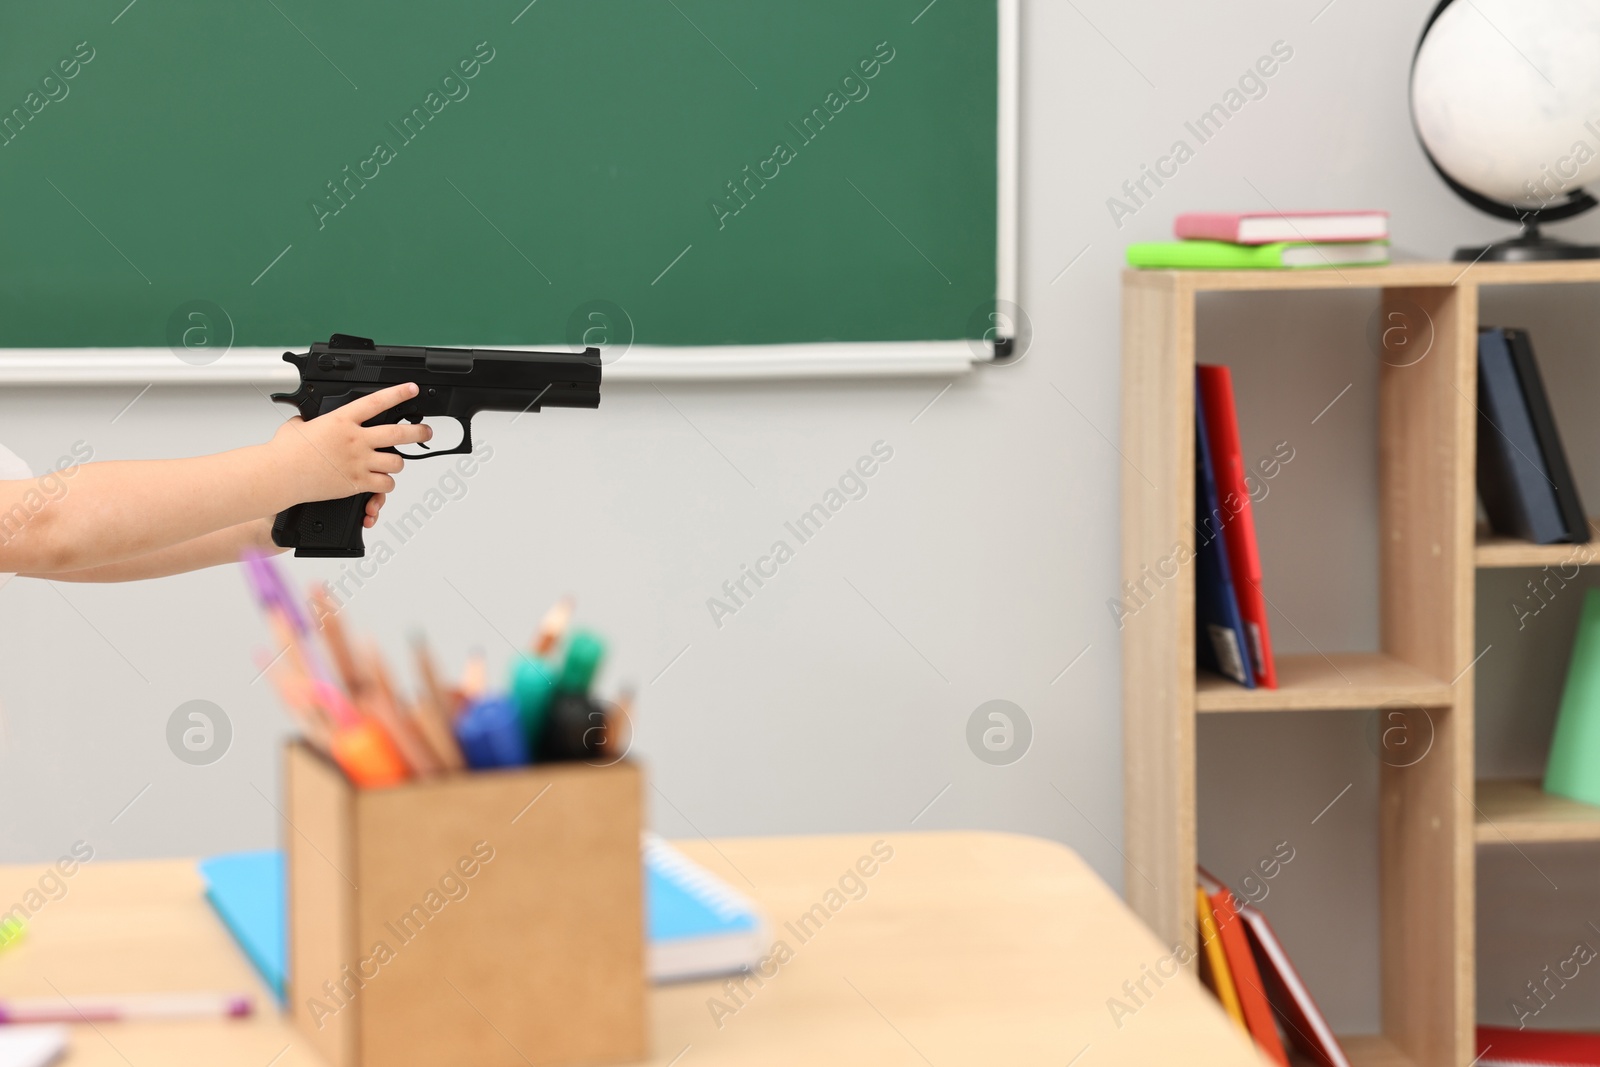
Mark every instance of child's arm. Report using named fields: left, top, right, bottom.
left=28, top=495, right=389, bottom=582
left=0, top=384, right=428, bottom=577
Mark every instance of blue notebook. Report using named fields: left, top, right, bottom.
left=199, top=834, right=763, bottom=1002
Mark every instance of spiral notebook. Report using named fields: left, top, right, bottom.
left=199, top=834, right=764, bottom=1001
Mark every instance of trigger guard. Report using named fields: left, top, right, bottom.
left=393, top=415, right=471, bottom=460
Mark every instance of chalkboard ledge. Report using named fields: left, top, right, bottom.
left=0, top=343, right=980, bottom=386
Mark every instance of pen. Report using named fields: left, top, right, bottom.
left=0, top=992, right=253, bottom=1024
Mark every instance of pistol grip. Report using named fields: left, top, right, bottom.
left=271, top=493, right=372, bottom=558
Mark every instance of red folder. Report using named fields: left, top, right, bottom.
left=1198, top=870, right=1287, bottom=1065
left=1237, top=903, right=1350, bottom=1067
left=1196, top=365, right=1277, bottom=687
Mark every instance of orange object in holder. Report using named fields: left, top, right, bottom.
left=329, top=720, right=408, bottom=788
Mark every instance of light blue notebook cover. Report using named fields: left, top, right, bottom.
left=200, top=835, right=762, bottom=1002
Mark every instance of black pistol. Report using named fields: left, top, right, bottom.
left=270, top=333, right=601, bottom=557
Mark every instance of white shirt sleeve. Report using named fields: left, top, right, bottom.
left=0, top=443, right=33, bottom=591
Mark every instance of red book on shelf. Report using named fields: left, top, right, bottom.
left=1476, top=1026, right=1600, bottom=1066
left=1174, top=210, right=1389, bottom=245
left=1198, top=869, right=1288, bottom=1066
left=1196, top=365, right=1277, bottom=687
left=1237, top=902, right=1350, bottom=1067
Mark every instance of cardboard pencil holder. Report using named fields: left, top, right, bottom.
left=283, top=741, right=647, bottom=1067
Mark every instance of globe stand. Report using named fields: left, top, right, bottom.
left=1454, top=222, right=1600, bottom=263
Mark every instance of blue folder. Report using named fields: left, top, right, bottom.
left=199, top=835, right=762, bottom=1002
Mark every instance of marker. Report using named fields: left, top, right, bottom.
left=558, top=631, right=606, bottom=695
left=538, top=691, right=606, bottom=762
left=455, top=696, right=529, bottom=769
left=0, top=992, right=253, bottom=1024
left=510, top=654, right=559, bottom=747
left=330, top=719, right=409, bottom=788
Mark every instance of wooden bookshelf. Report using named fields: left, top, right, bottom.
left=1474, top=779, right=1600, bottom=844
left=1474, top=522, right=1600, bottom=568
left=1120, top=261, right=1600, bottom=1067
left=1197, top=653, right=1452, bottom=713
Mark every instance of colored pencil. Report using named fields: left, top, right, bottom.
left=361, top=644, right=440, bottom=777
left=533, top=595, right=575, bottom=656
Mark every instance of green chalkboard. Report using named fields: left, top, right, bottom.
left=0, top=1, right=998, bottom=349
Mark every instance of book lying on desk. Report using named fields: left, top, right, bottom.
left=1476, top=326, right=1588, bottom=545
left=1127, top=239, right=1389, bottom=270
left=200, top=835, right=765, bottom=1000
left=1175, top=210, right=1389, bottom=245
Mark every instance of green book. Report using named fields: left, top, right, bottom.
left=1544, top=589, right=1600, bottom=806
left=1126, top=239, right=1390, bottom=270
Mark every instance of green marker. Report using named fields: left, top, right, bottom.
left=511, top=654, right=560, bottom=745
left=559, top=631, right=606, bottom=695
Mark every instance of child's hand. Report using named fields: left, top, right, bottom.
left=365, top=493, right=387, bottom=529
left=269, top=383, right=433, bottom=503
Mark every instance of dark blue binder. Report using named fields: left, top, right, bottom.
left=1477, top=327, right=1567, bottom=545
left=1195, top=379, right=1256, bottom=688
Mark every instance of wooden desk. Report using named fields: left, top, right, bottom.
left=0, top=832, right=1262, bottom=1065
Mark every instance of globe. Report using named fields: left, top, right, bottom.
left=1411, top=0, right=1600, bottom=260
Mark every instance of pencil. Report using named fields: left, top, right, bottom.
left=371, top=642, right=458, bottom=773
left=361, top=644, right=441, bottom=778
left=460, top=648, right=488, bottom=701
left=256, top=650, right=335, bottom=753
left=310, top=584, right=365, bottom=696
left=602, top=686, right=636, bottom=761
left=532, top=595, right=575, bottom=656
left=411, top=634, right=462, bottom=723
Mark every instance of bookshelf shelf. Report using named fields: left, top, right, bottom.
left=1197, top=653, right=1452, bottom=713
left=1115, top=263, right=1600, bottom=1067
left=1474, top=779, right=1600, bottom=845
left=1473, top=524, right=1600, bottom=569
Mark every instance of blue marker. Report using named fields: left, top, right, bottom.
left=454, top=695, right=529, bottom=769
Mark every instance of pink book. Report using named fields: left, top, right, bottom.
left=1175, top=211, right=1389, bottom=245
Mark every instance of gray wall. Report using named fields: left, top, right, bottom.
left=2, top=0, right=1595, bottom=1035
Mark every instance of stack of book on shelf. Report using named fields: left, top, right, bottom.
left=1195, top=869, right=1348, bottom=1067
left=1127, top=210, right=1390, bottom=270
left=1477, top=1026, right=1600, bottom=1066
left=1476, top=325, right=1590, bottom=546
left=1195, top=365, right=1277, bottom=689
